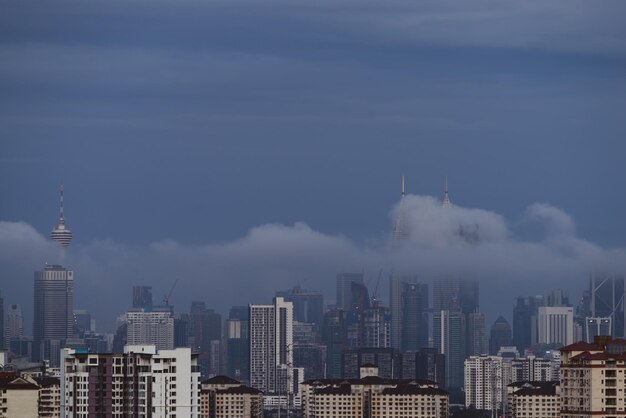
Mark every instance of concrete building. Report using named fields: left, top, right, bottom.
left=0, top=375, right=39, bottom=418
left=126, top=309, right=174, bottom=350
left=433, top=309, right=465, bottom=391
left=6, top=303, right=23, bottom=342
left=33, top=264, right=74, bottom=365
left=275, top=286, right=324, bottom=328
left=560, top=337, right=626, bottom=417
left=62, top=345, right=200, bottom=417
left=537, top=306, right=574, bottom=346
left=507, top=381, right=559, bottom=418
left=302, top=365, right=448, bottom=418
left=468, top=311, right=487, bottom=356
left=249, top=297, right=293, bottom=396
left=464, top=355, right=504, bottom=414
left=200, top=375, right=263, bottom=418
left=336, top=273, right=364, bottom=312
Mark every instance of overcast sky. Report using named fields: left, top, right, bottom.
left=1, top=0, right=625, bottom=332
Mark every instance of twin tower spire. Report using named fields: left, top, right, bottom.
left=398, top=176, right=452, bottom=207
left=392, top=176, right=452, bottom=247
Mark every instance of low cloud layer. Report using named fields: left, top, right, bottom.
left=2, top=196, right=625, bottom=332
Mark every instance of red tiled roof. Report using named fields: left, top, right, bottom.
left=560, top=341, right=601, bottom=352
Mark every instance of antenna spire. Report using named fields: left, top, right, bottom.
left=59, top=184, right=65, bottom=225
left=51, top=184, right=72, bottom=249
left=442, top=176, right=451, bottom=207
left=401, top=176, right=405, bottom=197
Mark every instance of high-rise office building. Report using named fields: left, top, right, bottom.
left=537, top=306, right=574, bottom=346
left=33, top=264, right=74, bottom=364
left=190, top=304, right=222, bottom=378
left=322, top=309, right=346, bottom=379
left=50, top=185, right=73, bottom=250
left=336, top=273, right=364, bottom=311
left=588, top=274, right=626, bottom=338
left=433, top=309, right=466, bottom=391
left=6, top=303, right=23, bottom=341
left=400, top=348, right=446, bottom=389
left=132, top=286, right=153, bottom=309
left=392, top=279, right=428, bottom=352
left=468, top=311, right=487, bottom=356
left=249, top=297, right=294, bottom=395
left=362, top=301, right=391, bottom=348
left=513, top=297, right=532, bottom=354
left=126, top=309, right=174, bottom=350
left=73, top=309, right=93, bottom=335
left=489, top=316, right=513, bottom=355
left=275, top=286, right=324, bottom=328
left=341, top=348, right=400, bottom=379
left=225, top=307, right=250, bottom=383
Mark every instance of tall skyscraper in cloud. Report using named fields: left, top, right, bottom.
left=33, top=264, right=74, bottom=365
left=6, top=303, right=24, bottom=341
left=50, top=185, right=73, bottom=250
left=391, top=176, right=409, bottom=245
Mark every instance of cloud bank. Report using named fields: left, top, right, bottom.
left=2, top=196, right=625, bottom=332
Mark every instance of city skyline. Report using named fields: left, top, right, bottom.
left=1, top=0, right=625, bottom=334
left=1, top=179, right=625, bottom=334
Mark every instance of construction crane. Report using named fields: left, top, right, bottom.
left=162, top=277, right=180, bottom=307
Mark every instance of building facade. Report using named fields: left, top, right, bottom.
left=302, top=366, right=448, bottom=418
left=126, top=309, right=174, bottom=350
left=200, top=375, right=263, bottom=418
left=62, top=345, right=200, bottom=417
left=560, top=338, right=626, bottom=418
left=33, top=264, right=74, bottom=365
left=249, top=297, right=294, bottom=396
left=507, top=381, right=559, bottom=418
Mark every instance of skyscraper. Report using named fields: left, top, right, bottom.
left=33, top=264, right=74, bottom=364
left=132, top=286, right=153, bottom=309
left=225, top=306, right=250, bottom=383
left=336, top=272, right=364, bottom=311
left=249, top=297, right=294, bottom=395
left=391, top=176, right=409, bottom=245
left=400, top=280, right=429, bottom=351
left=468, top=311, right=487, bottom=356
left=50, top=185, right=72, bottom=250
left=6, top=303, right=24, bottom=341
left=489, top=316, right=513, bottom=355
left=433, top=309, right=466, bottom=391
left=537, top=306, right=574, bottom=346
left=126, top=309, right=174, bottom=350
left=275, top=286, right=324, bottom=328
left=589, top=274, right=626, bottom=338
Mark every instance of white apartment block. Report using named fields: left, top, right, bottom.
left=126, top=309, right=174, bottom=350
left=249, top=297, right=293, bottom=396
left=560, top=338, right=626, bottom=418
left=507, top=381, right=559, bottom=418
left=62, top=345, right=200, bottom=418
left=464, top=355, right=504, bottom=413
left=537, top=306, right=574, bottom=346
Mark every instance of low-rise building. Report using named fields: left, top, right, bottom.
left=507, top=381, right=559, bottom=418
left=302, top=365, right=448, bottom=418
left=200, top=375, right=263, bottom=418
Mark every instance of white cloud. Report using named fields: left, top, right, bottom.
left=1, top=196, right=625, bottom=332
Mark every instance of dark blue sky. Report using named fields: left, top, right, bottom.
left=1, top=1, right=625, bottom=330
